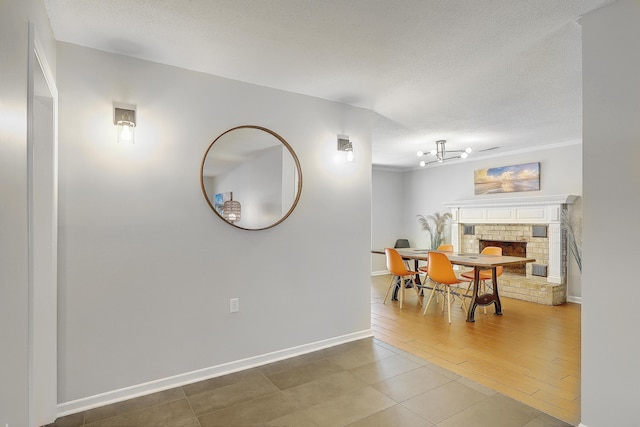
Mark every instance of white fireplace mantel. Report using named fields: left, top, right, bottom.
left=445, top=194, right=578, bottom=284
left=445, top=194, right=577, bottom=225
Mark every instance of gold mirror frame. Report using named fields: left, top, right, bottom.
left=200, top=125, right=303, bottom=230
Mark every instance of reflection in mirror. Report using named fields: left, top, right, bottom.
left=200, top=126, right=302, bottom=230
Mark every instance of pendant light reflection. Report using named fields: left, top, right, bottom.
left=223, top=198, right=241, bottom=223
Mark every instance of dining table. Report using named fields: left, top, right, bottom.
left=372, top=248, right=535, bottom=322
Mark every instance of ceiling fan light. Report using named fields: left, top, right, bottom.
left=417, top=150, right=424, bottom=157
left=465, top=147, right=472, bottom=153
left=420, top=160, right=426, bottom=167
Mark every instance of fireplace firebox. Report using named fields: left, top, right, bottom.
left=480, top=239, right=527, bottom=275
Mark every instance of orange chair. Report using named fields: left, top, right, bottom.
left=460, top=246, right=503, bottom=313
left=418, top=243, right=453, bottom=276
left=422, top=251, right=469, bottom=323
left=384, top=248, right=422, bottom=309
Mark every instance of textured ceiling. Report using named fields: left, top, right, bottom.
left=44, top=0, right=613, bottom=170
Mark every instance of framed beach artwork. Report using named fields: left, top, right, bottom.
left=214, top=191, right=232, bottom=215
left=474, top=162, right=540, bottom=195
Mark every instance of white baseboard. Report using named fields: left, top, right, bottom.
left=371, top=270, right=389, bottom=276
left=567, top=295, right=582, bottom=304
left=56, top=329, right=373, bottom=417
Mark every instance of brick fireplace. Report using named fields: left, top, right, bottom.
left=462, top=225, right=548, bottom=277
left=479, top=239, right=527, bottom=275
left=445, top=195, right=577, bottom=305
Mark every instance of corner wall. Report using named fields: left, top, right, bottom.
left=581, top=1, right=640, bottom=425
left=56, top=43, right=372, bottom=406
left=0, top=0, right=57, bottom=425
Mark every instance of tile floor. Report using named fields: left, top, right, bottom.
left=45, top=338, right=573, bottom=426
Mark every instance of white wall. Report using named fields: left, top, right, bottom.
left=371, top=143, right=583, bottom=298
left=581, top=1, right=640, bottom=425
left=0, top=1, right=57, bottom=425
left=371, top=168, right=406, bottom=272
left=56, top=43, right=372, bottom=406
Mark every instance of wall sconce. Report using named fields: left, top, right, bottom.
left=337, top=136, right=354, bottom=162
left=114, top=105, right=136, bottom=143
left=223, top=198, right=241, bottom=223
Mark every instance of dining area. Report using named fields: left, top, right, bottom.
left=372, top=246, right=535, bottom=323
left=369, top=245, right=581, bottom=425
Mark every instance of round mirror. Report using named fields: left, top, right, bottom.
left=200, top=125, right=302, bottom=230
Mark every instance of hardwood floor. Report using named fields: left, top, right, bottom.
left=370, top=274, right=581, bottom=426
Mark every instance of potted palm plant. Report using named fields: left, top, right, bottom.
left=417, top=212, right=452, bottom=249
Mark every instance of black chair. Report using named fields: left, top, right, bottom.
left=394, top=239, right=410, bottom=249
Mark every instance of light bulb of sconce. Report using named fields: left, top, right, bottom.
left=114, top=107, right=136, bottom=143
left=346, top=150, right=354, bottom=162
left=417, top=150, right=424, bottom=157
left=461, top=152, right=468, bottom=159
left=120, top=124, right=132, bottom=141
left=430, top=149, right=437, bottom=156
left=420, top=160, right=426, bottom=167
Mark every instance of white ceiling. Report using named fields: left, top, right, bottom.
left=44, top=0, right=613, bottom=170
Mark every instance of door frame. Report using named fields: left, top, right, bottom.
left=27, top=21, right=59, bottom=426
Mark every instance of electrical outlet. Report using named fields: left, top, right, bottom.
left=230, top=298, right=239, bottom=313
